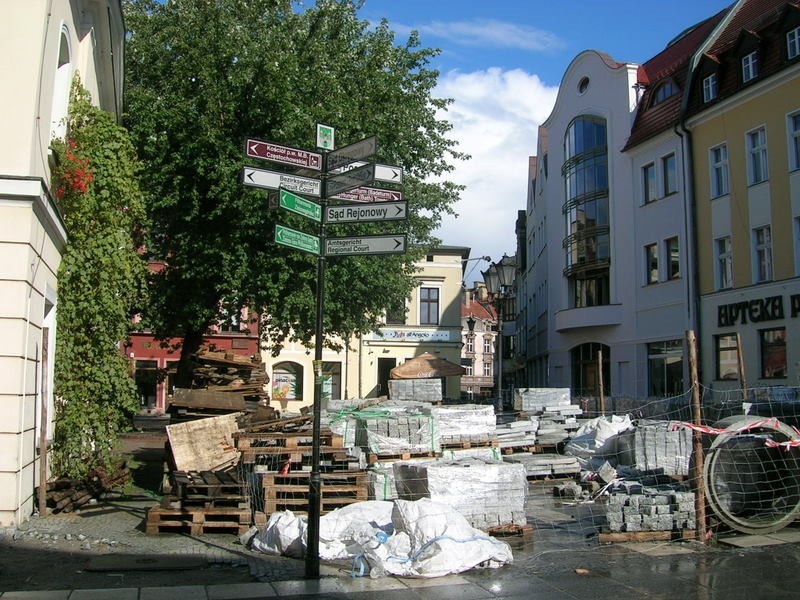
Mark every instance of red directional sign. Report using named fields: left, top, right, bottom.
left=245, top=138, right=322, bottom=171
left=329, top=186, right=403, bottom=203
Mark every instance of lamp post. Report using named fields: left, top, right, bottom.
left=482, top=254, right=516, bottom=415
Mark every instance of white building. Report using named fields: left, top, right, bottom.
left=0, top=0, right=124, bottom=526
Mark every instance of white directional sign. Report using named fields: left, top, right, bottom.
left=325, top=234, right=407, bottom=256
left=242, top=167, right=321, bottom=197
left=329, top=186, right=403, bottom=203
left=326, top=163, right=375, bottom=197
left=333, top=161, right=403, bottom=185
left=245, top=138, right=322, bottom=170
left=327, top=135, right=377, bottom=171
left=325, top=201, right=407, bottom=224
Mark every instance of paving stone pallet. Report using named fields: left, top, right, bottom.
left=367, top=450, right=439, bottom=464
left=261, top=470, right=368, bottom=515
left=145, top=505, right=252, bottom=536
left=439, top=439, right=499, bottom=450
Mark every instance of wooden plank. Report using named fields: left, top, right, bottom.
left=166, top=414, right=242, bottom=472
left=598, top=530, right=696, bottom=544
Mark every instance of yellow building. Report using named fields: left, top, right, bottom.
left=686, top=0, right=800, bottom=389
left=262, top=246, right=470, bottom=411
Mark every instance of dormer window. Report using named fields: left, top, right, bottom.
left=651, top=80, right=677, bottom=106
left=703, top=73, right=718, bottom=102
left=742, top=51, right=759, bottom=82
left=788, top=26, right=800, bottom=60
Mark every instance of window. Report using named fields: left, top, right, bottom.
left=648, top=340, right=683, bottom=396
left=710, top=144, right=729, bottom=197
left=272, top=362, right=303, bottom=400
left=716, top=335, right=739, bottom=380
left=662, top=154, right=677, bottom=196
left=754, top=225, right=773, bottom=282
left=134, top=360, right=159, bottom=409
left=742, top=51, right=759, bottom=82
left=385, top=300, right=406, bottom=325
left=465, top=363, right=473, bottom=376
left=665, top=237, right=680, bottom=280
left=645, top=243, right=659, bottom=284
left=788, top=26, right=800, bottom=60
left=419, top=287, right=439, bottom=325
left=571, top=343, right=610, bottom=397
left=643, top=163, right=657, bottom=203
left=747, top=127, right=768, bottom=185
left=789, top=112, right=800, bottom=171
left=715, top=236, right=733, bottom=290
left=321, top=362, right=342, bottom=400
left=652, top=81, right=677, bottom=106
left=795, top=217, right=800, bottom=276
left=483, top=337, right=493, bottom=354
left=703, top=73, right=718, bottom=102
left=465, top=337, right=474, bottom=353
left=760, top=328, right=786, bottom=379
left=483, top=362, right=492, bottom=377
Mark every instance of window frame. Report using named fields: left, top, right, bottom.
left=788, top=26, right=800, bottom=60
left=746, top=127, right=768, bottom=185
left=665, top=236, right=680, bottom=280
left=702, top=73, right=718, bottom=103
left=662, top=153, right=677, bottom=196
left=642, top=162, right=657, bottom=204
left=710, top=143, right=729, bottom=197
left=742, top=50, right=759, bottom=83
left=419, top=286, right=440, bottom=325
left=716, top=334, right=739, bottom=380
left=788, top=111, right=800, bottom=171
left=760, top=327, right=787, bottom=379
left=645, top=243, right=659, bottom=284
left=753, top=225, right=773, bottom=283
left=715, top=236, right=733, bottom=290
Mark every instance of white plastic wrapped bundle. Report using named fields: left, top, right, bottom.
left=430, top=404, right=496, bottom=444
left=356, top=407, right=440, bottom=455
left=513, top=387, right=571, bottom=412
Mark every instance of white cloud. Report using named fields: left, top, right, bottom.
left=433, top=68, right=558, bottom=283
left=417, top=19, right=564, bottom=53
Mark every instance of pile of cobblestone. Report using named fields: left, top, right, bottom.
left=604, top=487, right=696, bottom=532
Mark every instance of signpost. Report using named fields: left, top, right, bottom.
left=245, top=138, right=322, bottom=170
left=274, top=224, right=320, bottom=255
left=242, top=166, right=322, bottom=197
left=279, top=188, right=321, bottom=222
left=325, top=200, right=407, bottom=224
left=325, top=234, right=407, bottom=256
left=244, top=125, right=405, bottom=581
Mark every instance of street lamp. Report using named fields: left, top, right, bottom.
left=482, top=254, right=516, bottom=415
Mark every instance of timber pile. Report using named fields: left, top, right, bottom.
left=45, top=463, right=131, bottom=514
left=167, top=350, right=276, bottom=423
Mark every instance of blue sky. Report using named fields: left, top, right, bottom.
left=351, top=1, right=733, bottom=283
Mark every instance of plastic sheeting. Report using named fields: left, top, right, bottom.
left=246, top=498, right=513, bottom=578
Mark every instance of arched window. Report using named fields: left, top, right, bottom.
left=272, top=362, right=303, bottom=401
left=651, top=80, right=677, bottom=107
left=50, top=27, right=72, bottom=142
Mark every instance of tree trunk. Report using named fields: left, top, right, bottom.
left=174, top=327, right=207, bottom=389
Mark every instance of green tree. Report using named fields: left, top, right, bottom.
left=51, top=80, right=149, bottom=479
left=123, top=0, right=466, bottom=382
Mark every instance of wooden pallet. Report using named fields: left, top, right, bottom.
left=234, top=429, right=343, bottom=451
left=169, top=470, right=248, bottom=507
left=261, top=470, right=368, bottom=515
left=367, top=451, right=438, bottom=464
left=598, top=529, right=697, bottom=544
left=145, top=506, right=251, bottom=536
left=440, top=439, right=499, bottom=450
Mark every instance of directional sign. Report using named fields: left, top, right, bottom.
left=327, top=135, right=377, bottom=171
left=242, top=167, right=321, bottom=197
left=245, top=138, right=322, bottom=171
left=326, top=163, right=375, bottom=197
left=325, top=201, right=407, bottom=224
left=325, top=234, right=407, bottom=256
left=333, top=161, right=403, bottom=185
left=279, top=188, right=321, bottom=222
left=275, top=224, right=320, bottom=255
left=329, top=186, right=403, bottom=203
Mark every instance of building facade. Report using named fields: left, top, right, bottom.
left=686, top=0, right=800, bottom=391
left=460, top=283, right=497, bottom=402
left=0, top=0, right=124, bottom=526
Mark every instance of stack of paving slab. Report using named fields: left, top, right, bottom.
left=388, top=378, right=442, bottom=403
left=514, top=388, right=583, bottom=445
left=355, top=403, right=440, bottom=455
left=503, top=453, right=581, bottom=478
left=630, top=419, right=692, bottom=477
left=430, top=404, right=496, bottom=445
left=321, top=397, right=368, bottom=449
left=604, top=486, right=696, bottom=532
left=393, top=457, right=528, bottom=529
left=494, top=419, right=538, bottom=451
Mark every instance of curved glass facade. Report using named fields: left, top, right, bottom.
left=562, top=116, right=610, bottom=307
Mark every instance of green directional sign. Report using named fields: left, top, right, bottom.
left=279, top=188, right=321, bottom=222
left=275, top=224, right=320, bottom=255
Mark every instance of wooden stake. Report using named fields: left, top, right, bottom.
left=597, top=349, right=605, bottom=416
left=686, top=329, right=706, bottom=542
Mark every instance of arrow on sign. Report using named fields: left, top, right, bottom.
left=325, top=234, right=407, bottom=256
left=245, top=138, right=322, bottom=170
left=326, top=163, right=375, bottom=197
left=274, top=224, right=320, bottom=255
left=333, top=161, right=403, bottom=185
left=325, top=201, right=407, bottom=224
left=327, top=135, right=377, bottom=171
left=242, top=167, right=321, bottom=197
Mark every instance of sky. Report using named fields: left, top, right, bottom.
left=353, top=0, right=734, bottom=284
